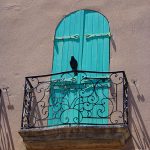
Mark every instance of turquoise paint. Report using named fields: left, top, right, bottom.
left=48, top=10, right=110, bottom=126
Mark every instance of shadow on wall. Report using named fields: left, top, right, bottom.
left=123, top=86, right=150, bottom=150
left=111, top=35, right=116, bottom=52
left=0, top=89, right=15, bottom=150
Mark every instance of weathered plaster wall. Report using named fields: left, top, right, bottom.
left=0, top=0, right=150, bottom=150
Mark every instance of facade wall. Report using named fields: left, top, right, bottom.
left=0, top=0, right=150, bottom=149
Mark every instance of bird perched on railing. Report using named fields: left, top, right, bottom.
left=70, top=56, right=78, bottom=76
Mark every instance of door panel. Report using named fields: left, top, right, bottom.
left=49, top=10, right=84, bottom=125
left=80, top=10, right=110, bottom=124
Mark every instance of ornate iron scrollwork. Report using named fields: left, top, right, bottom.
left=21, top=71, right=128, bottom=129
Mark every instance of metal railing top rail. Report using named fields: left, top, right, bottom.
left=25, top=70, right=127, bottom=79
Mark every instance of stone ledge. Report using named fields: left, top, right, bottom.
left=19, top=126, right=131, bottom=150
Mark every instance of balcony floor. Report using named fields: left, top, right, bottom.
left=19, top=126, right=130, bottom=150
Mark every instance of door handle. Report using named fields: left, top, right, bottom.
left=55, top=34, right=79, bottom=40
left=85, top=33, right=111, bottom=39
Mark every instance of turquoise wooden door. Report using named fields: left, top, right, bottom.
left=48, top=10, right=110, bottom=126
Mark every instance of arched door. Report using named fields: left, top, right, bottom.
left=48, top=10, right=110, bottom=126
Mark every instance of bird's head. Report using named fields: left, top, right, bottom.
left=71, top=56, right=74, bottom=59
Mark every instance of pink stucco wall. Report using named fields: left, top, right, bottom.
left=0, top=0, right=150, bottom=149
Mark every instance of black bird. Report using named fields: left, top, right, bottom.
left=70, top=56, right=78, bottom=76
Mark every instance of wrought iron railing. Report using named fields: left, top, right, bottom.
left=21, top=71, right=128, bottom=129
